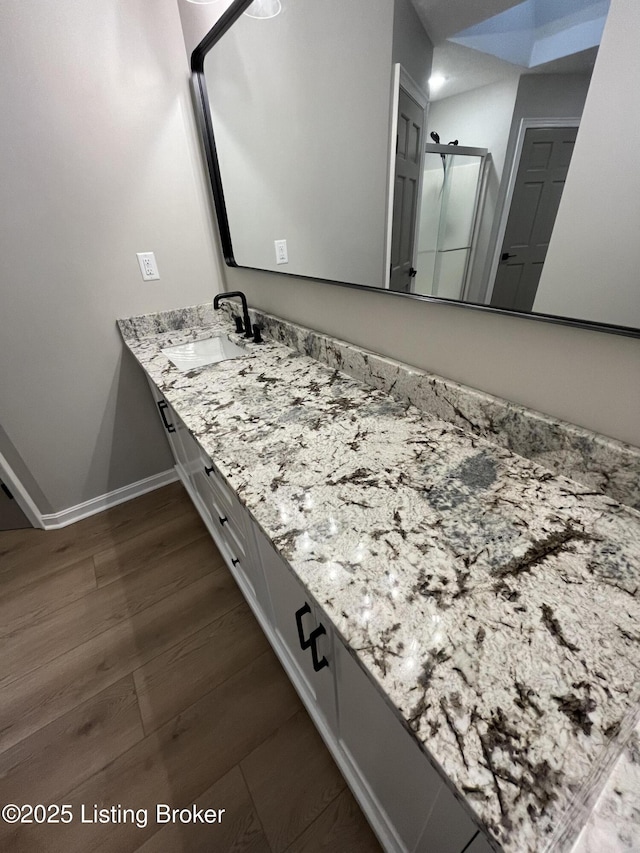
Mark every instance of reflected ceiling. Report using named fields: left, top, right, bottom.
left=411, top=0, right=608, bottom=101
left=449, top=0, right=609, bottom=68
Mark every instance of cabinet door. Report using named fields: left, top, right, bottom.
left=175, top=416, right=204, bottom=484
left=147, top=380, right=189, bottom=473
left=461, top=831, right=495, bottom=853
left=414, top=782, right=479, bottom=853
left=239, top=518, right=273, bottom=622
left=255, top=526, right=336, bottom=732
left=334, top=638, right=459, bottom=853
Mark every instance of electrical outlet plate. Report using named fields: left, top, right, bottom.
left=136, top=252, right=160, bottom=281
left=274, top=239, right=288, bottom=265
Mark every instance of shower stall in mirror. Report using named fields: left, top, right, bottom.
left=414, top=144, right=489, bottom=301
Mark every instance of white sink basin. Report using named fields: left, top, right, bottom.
left=161, top=335, right=248, bottom=371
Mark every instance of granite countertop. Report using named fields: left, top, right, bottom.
left=119, top=306, right=640, bottom=853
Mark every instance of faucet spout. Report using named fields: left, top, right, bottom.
left=213, top=291, right=252, bottom=338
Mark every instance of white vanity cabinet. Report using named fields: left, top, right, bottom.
left=148, top=378, right=487, bottom=853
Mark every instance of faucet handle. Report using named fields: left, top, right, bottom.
left=234, top=316, right=244, bottom=334
left=252, top=324, right=263, bottom=344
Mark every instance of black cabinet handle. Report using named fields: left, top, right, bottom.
left=309, top=624, right=329, bottom=672
left=204, top=465, right=214, bottom=477
left=157, top=401, right=176, bottom=433
left=295, top=603, right=329, bottom=672
left=231, top=558, right=239, bottom=567
left=219, top=516, right=228, bottom=526
left=295, top=603, right=314, bottom=650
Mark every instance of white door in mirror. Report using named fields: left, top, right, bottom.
left=161, top=335, right=248, bottom=371
left=136, top=252, right=160, bottom=281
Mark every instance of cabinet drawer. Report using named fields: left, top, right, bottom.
left=209, top=481, right=245, bottom=548
left=148, top=381, right=190, bottom=473
left=195, top=470, right=247, bottom=556
left=195, top=453, right=246, bottom=531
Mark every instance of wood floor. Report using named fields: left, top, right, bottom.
left=0, top=482, right=381, bottom=853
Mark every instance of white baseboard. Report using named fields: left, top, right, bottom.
left=40, top=469, right=178, bottom=530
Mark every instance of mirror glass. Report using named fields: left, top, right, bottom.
left=194, top=0, right=638, bottom=335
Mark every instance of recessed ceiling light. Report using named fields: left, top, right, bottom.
left=429, top=74, right=446, bottom=94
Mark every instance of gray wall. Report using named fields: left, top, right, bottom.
left=204, top=0, right=394, bottom=286
left=534, top=0, right=640, bottom=327
left=392, top=0, right=433, bottom=95
left=0, top=0, right=223, bottom=514
left=0, top=427, right=52, bottom=515
left=510, top=73, right=591, bottom=126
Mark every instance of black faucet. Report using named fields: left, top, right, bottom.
left=213, top=291, right=252, bottom=338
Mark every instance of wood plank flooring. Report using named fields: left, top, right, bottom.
left=0, top=481, right=381, bottom=852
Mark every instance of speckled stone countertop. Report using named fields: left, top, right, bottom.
left=119, top=305, right=640, bottom=853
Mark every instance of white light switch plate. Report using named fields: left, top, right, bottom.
left=137, top=252, right=160, bottom=281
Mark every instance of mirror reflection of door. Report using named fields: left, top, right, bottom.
left=491, top=125, right=578, bottom=312
left=389, top=88, right=425, bottom=293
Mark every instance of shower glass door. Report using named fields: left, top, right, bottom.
left=414, top=145, right=488, bottom=300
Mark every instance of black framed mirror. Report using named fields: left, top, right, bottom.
left=191, top=0, right=640, bottom=338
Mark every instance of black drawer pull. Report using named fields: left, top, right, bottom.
left=231, top=558, right=239, bottom=567
left=219, top=516, right=228, bottom=526
left=295, top=603, right=329, bottom=672
left=295, top=603, right=313, bottom=650
left=309, top=624, right=329, bottom=672
left=157, top=401, right=176, bottom=433
left=204, top=465, right=215, bottom=476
